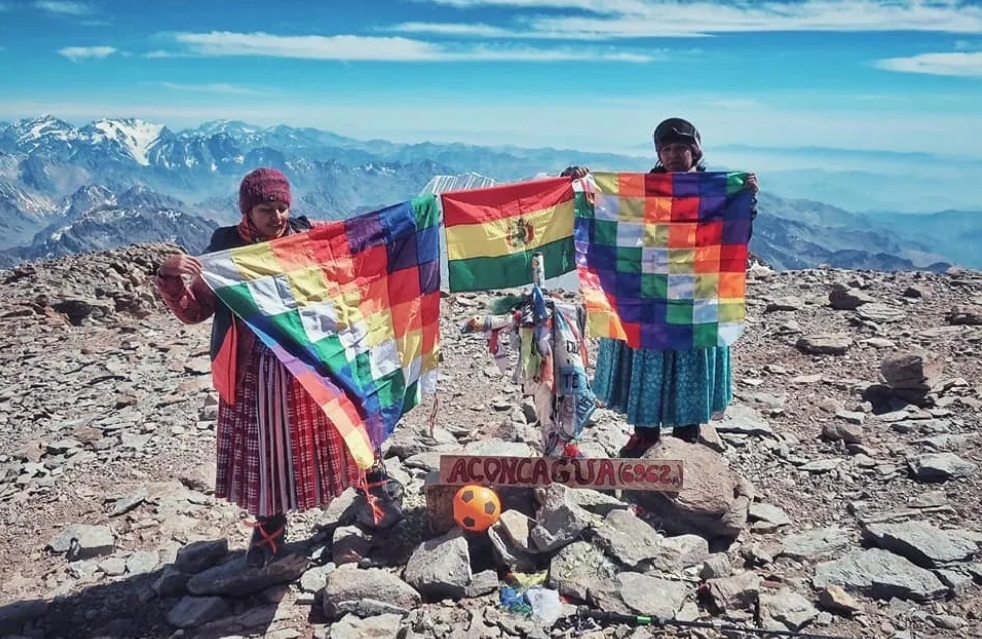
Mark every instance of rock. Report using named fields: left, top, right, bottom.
left=928, top=614, right=966, bottom=630
left=300, top=563, right=335, bottom=594
left=835, top=410, right=865, bottom=425
left=705, top=572, right=761, bottom=611
left=530, top=485, right=597, bottom=552
left=798, top=458, right=845, bottom=473
left=52, top=297, right=114, bottom=325
left=699, top=553, right=732, bottom=580
left=817, top=585, right=862, bottom=615
left=175, top=539, right=228, bottom=574
left=166, top=595, right=230, bottom=629
left=567, top=488, right=629, bottom=517
left=946, top=305, right=982, bottom=326
left=862, top=522, right=978, bottom=568
left=813, top=548, right=949, bottom=602
left=323, top=565, right=421, bottom=620
left=907, top=453, right=978, bottom=482
left=549, top=541, right=616, bottom=601
left=589, top=572, right=690, bottom=619
left=749, top=502, right=791, bottom=532
left=903, top=284, right=932, bottom=299
left=333, top=525, right=376, bottom=565
left=864, top=337, right=896, bottom=349
left=402, top=529, right=472, bottom=600
left=782, top=526, right=853, bottom=561
left=828, top=285, right=873, bottom=310
left=764, top=296, right=804, bottom=312
left=465, top=569, right=499, bottom=598
left=494, top=509, right=535, bottom=553
left=330, top=613, right=403, bottom=639
left=186, top=553, right=308, bottom=597
left=651, top=534, right=711, bottom=572
left=914, top=433, right=974, bottom=450
left=47, top=524, right=115, bottom=560
left=626, top=438, right=753, bottom=540
left=936, top=568, right=975, bottom=595
left=857, top=303, right=906, bottom=323
left=796, top=334, right=852, bottom=356
left=759, top=587, right=819, bottom=631
left=153, top=564, right=190, bottom=598
left=880, top=351, right=944, bottom=393
left=126, top=549, right=159, bottom=574
left=486, top=526, right=538, bottom=573
left=109, top=488, right=148, bottom=517
left=591, top=508, right=664, bottom=569
left=714, top=404, right=776, bottom=437
left=821, top=421, right=863, bottom=445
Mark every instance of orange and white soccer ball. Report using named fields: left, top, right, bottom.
left=452, top=485, right=501, bottom=533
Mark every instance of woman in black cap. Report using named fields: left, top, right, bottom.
left=567, top=117, right=757, bottom=457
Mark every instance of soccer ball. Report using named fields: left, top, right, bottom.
left=452, top=485, right=501, bottom=533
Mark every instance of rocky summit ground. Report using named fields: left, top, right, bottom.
left=2, top=244, right=982, bottom=639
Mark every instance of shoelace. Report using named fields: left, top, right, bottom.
left=243, top=518, right=285, bottom=556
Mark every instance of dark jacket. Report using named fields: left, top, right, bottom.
left=204, top=216, right=313, bottom=361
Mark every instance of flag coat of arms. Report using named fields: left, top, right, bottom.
left=574, top=171, right=755, bottom=350
left=198, top=195, right=442, bottom=469
left=441, top=177, right=576, bottom=292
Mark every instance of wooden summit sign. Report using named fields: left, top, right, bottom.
left=438, top=455, right=684, bottom=491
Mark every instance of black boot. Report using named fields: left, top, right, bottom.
left=245, top=513, right=287, bottom=568
left=355, top=464, right=405, bottom=531
left=618, top=427, right=661, bottom=458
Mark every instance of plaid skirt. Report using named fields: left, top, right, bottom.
left=214, top=341, right=360, bottom=517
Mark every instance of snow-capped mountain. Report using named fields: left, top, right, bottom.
left=0, top=180, right=61, bottom=247
left=0, top=184, right=217, bottom=268
left=0, top=115, right=79, bottom=157
left=62, top=184, right=116, bottom=220
left=0, top=114, right=966, bottom=271
left=79, top=118, right=167, bottom=166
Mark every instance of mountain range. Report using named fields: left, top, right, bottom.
left=0, top=114, right=973, bottom=272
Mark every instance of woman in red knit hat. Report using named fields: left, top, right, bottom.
left=155, top=167, right=361, bottom=568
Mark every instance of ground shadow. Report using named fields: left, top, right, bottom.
left=0, top=540, right=321, bottom=639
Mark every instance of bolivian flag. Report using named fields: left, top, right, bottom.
left=441, top=177, right=576, bottom=292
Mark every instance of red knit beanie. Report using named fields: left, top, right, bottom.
left=238, top=168, right=291, bottom=215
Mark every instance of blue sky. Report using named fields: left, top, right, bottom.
left=0, top=0, right=981, bottom=160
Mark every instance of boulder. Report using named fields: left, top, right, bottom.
left=625, top=438, right=754, bottom=540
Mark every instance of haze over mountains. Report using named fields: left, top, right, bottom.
left=0, top=115, right=976, bottom=272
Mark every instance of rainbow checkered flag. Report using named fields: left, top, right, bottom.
left=198, top=196, right=442, bottom=470
left=574, top=171, right=754, bottom=349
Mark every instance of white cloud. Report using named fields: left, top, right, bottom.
left=875, top=51, right=982, bottom=77
left=159, top=81, right=267, bottom=95
left=420, top=0, right=639, bottom=10
left=57, top=46, right=117, bottom=61
left=34, top=0, right=91, bottom=15
left=954, top=40, right=982, bottom=51
left=403, top=0, right=982, bottom=38
left=144, top=50, right=193, bottom=59
left=169, top=31, right=653, bottom=62
left=390, top=22, right=518, bottom=37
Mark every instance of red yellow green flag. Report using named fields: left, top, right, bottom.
left=441, top=177, right=575, bottom=292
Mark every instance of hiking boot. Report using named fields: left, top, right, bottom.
left=245, top=513, right=287, bottom=568
left=355, top=465, right=405, bottom=531
left=672, top=424, right=700, bottom=443
left=618, top=428, right=661, bottom=458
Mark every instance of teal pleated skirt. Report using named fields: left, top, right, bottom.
left=591, top=338, right=732, bottom=429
